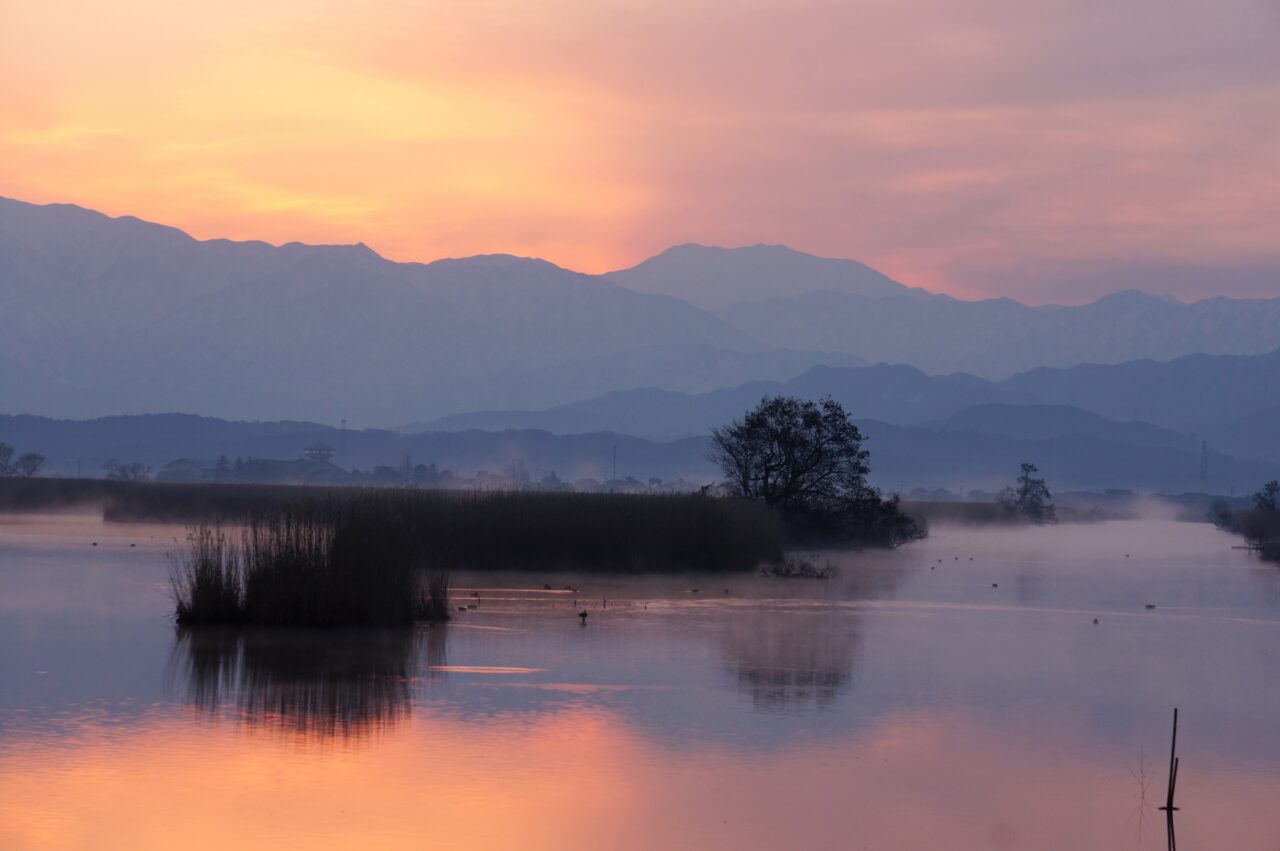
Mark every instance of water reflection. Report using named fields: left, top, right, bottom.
left=169, top=625, right=447, bottom=739
left=720, top=607, right=862, bottom=710
left=7, top=518, right=1280, bottom=849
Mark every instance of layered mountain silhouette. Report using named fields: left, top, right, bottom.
left=4, top=196, right=1279, bottom=428
left=418, top=350, right=1280, bottom=467
left=0, top=198, right=853, bottom=424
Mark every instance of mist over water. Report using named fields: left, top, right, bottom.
left=3, top=513, right=1279, bottom=849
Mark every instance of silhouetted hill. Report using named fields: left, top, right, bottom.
left=714, top=289, right=1280, bottom=379
left=417, top=363, right=1031, bottom=438
left=0, top=198, right=854, bottom=424
left=416, top=350, right=1280, bottom=466
left=608, top=243, right=1280, bottom=378
left=606, top=243, right=931, bottom=309
left=8, top=197, right=1280, bottom=427
left=1003, top=350, right=1280, bottom=430
left=926, top=404, right=1193, bottom=451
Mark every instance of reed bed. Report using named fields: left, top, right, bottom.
left=168, top=487, right=781, bottom=625
left=171, top=496, right=451, bottom=626
left=104, top=481, right=782, bottom=572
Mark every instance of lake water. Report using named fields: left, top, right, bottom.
left=3, top=512, right=1279, bottom=849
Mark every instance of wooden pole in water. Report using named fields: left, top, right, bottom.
left=1160, top=708, right=1180, bottom=812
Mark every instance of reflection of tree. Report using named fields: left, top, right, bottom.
left=720, top=610, right=862, bottom=711
left=170, top=625, right=447, bottom=739
left=719, top=557, right=907, bottom=712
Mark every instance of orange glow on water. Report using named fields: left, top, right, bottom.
left=3, top=707, right=1279, bottom=850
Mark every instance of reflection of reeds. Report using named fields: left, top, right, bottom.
left=171, top=625, right=443, bottom=739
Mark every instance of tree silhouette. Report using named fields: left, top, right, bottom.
left=14, top=453, right=44, bottom=477
left=711, top=396, right=921, bottom=546
left=1255, top=480, right=1279, bottom=512
left=1000, top=462, right=1056, bottom=524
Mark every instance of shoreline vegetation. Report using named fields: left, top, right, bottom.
left=162, top=487, right=784, bottom=625
left=171, top=501, right=452, bottom=626
left=1211, top=481, right=1280, bottom=564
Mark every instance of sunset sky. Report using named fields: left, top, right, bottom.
left=2, top=0, right=1277, bottom=303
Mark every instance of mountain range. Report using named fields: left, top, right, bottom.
left=4, top=196, right=1280, bottom=427
left=419, top=350, right=1280, bottom=467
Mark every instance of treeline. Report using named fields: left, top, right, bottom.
left=0, top=442, right=44, bottom=477
left=1212, top=481, right=1280, bottom=563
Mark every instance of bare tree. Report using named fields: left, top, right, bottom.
left=103, top=459, right=151, bottom=481
left=0, top=442, right=13, bottom=475
left=14, top=453, right=44, bottom=477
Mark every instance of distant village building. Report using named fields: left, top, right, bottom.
left=304, top=443, right=336, bottom=463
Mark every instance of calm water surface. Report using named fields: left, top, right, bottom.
left=3, top=513, right=1279, bottom=850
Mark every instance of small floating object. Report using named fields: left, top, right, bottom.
left=992, top=583, right=998, bottom=588
left=1092, top=618, right=1099, bottom=624
left=457, top=606, right=467, bottom=612
left=467, top=604, right=477, bottom=609
left=1145, top=603, right=1157, bottom=610
left=470, top=591, right=479, bottom=597
left=689, top=588, right=700, bottom=593
left=91, top=542, right=98, bottom=546
left=130, top=543, right=136, bottom=548
left=1125, top=554, right=1131, bottom=558
left=578, top=610, right=588, bottom=623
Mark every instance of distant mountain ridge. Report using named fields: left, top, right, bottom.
left=414, top=350, right=1280, bottom=467
left=0, top=198, right=849, bottom=424
left=4, top=196, right=1279, bottom=425
left=606, top=243, right=936, bottom=309
left=608, top=244, right=1280, bottom=378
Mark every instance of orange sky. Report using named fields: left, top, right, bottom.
left=1, top=0, right=1278, bottom=302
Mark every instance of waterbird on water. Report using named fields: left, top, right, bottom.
left=578, top=610, right=588, bottom=624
